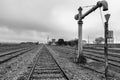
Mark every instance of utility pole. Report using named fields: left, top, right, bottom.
left=104, top=14, right=110, bottom=80
left=74, top=0, right=108, bottom=63
left=88, top=36, right=89, bottom=47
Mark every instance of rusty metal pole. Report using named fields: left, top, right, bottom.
left=104, top=14, right=110, bottom=80
left=104, top=22, right=108, bottom=80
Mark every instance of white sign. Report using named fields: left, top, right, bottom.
left=108, top=30, right=113, bottom=38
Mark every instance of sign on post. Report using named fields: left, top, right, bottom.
left=107, top=30, right=113, bottom=39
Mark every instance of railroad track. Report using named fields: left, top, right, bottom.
left=0, top=45, right=29, bottom=53
left=0, top=46, right=37, bottom=64
left=83, top=49, right=120, bottom=58
left=27, top=46, right=69, bottom=80
left=0, top=47, right=31, bottom=57
left=60, top=46, right=120, bottom=67
left=50, top=46, right=120, bottom=75
left=83, top=49, right=120, bottom=67
left=84, top=47, right=120, bottom=53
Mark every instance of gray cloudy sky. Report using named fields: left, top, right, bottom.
left=0, top=0, right=120, bottom=43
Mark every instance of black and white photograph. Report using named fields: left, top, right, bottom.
left=0, top=0, right=119, bottom=80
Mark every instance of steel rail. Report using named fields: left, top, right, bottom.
left=27, top=45, right=43, bottom=80
left=0, top=47, right=35, bottom=64
left=0, top=48, right=29, bottom=57
left=52, top=46, right=120, bottom=74
left=84, top=49, right=120, bottom=58
left=46, top=46, right=70, bottom=80
left=84, top=54, right=120, bottom=68
left=27, top=45, right=69, bottom=80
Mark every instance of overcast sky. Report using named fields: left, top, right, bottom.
left=0, top=0, right=120, bottom=43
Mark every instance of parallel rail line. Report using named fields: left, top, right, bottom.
left=84, top=47, right=120, bottom=53
left=0, top=46, right=37, bottom=64
left=0, top=47, right=30, bottom=57
left=63, top=46, right=120, bottom=68
left=52, top=46, right=120, bottom=75
left=84, top=49, right=120, bottom=58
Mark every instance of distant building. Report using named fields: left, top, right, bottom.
left=51, top=39, right=56, bottom=45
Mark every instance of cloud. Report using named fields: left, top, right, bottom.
left=50, top=5, right=77, bottom=32
left=0, top=0, right=120, bottom=43
left=0, top=26, right=49, bottom=43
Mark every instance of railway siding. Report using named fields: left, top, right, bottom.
left=50, top=45, right=120, bottom=80
left=56, top=46, right=120, bottom=68
left=0, top=45, right=41, bottom=80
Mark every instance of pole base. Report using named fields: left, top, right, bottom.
left=77, top=54, right=87, bottom=64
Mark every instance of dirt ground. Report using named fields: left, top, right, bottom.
left=49, top=46, right=120, bottom=80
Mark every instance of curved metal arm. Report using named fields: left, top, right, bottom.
left=75, top=0, right=108, bottom=20
left=99, top=0, right=108, bottom=11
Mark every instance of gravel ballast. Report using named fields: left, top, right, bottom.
left=47, top=46, right=102, bottom=80
left=0, top=45, right=42, bottom=80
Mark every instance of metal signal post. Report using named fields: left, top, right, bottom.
left=104, top=14, right=110, bottom=80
